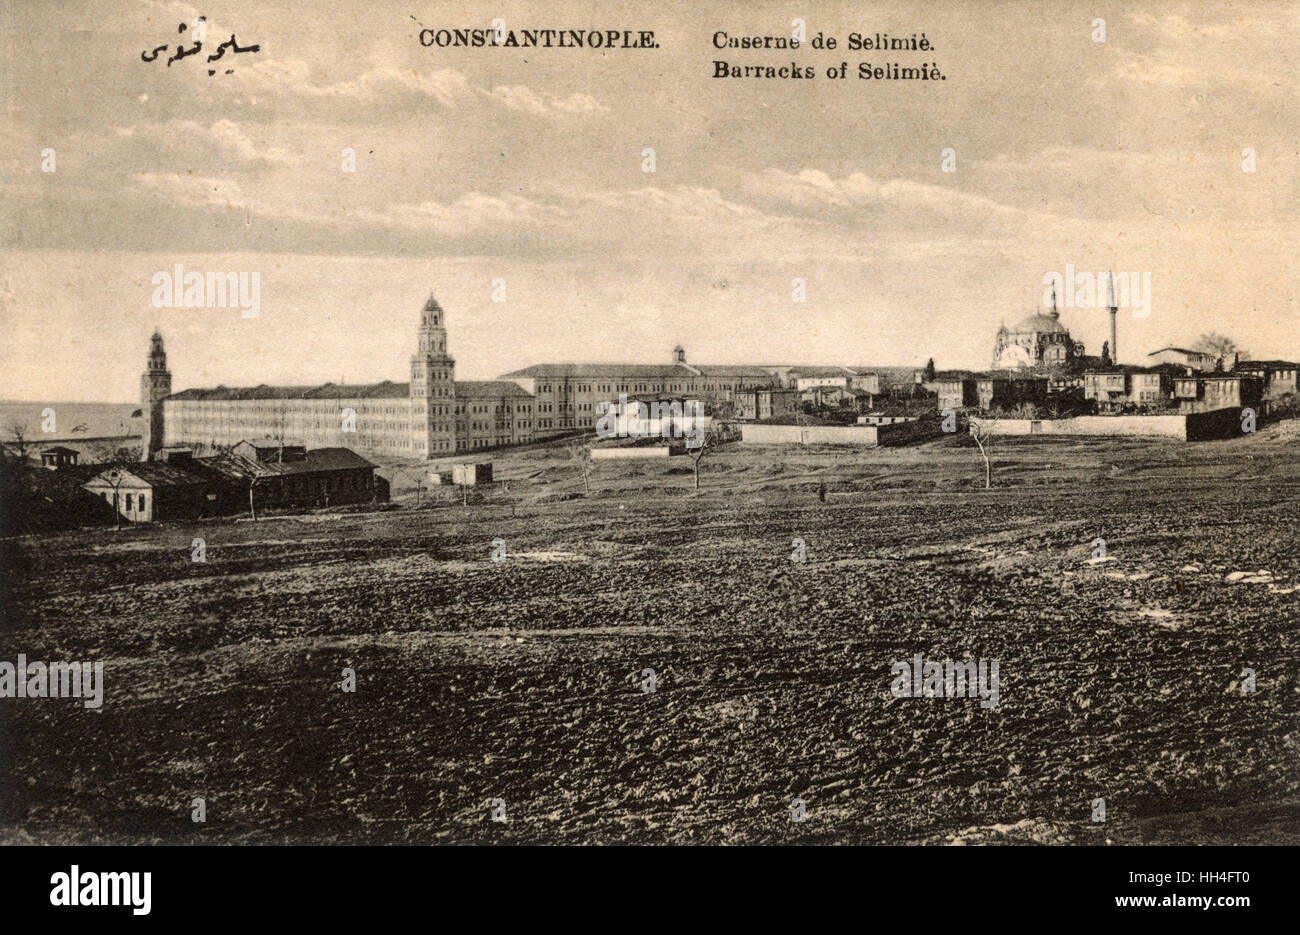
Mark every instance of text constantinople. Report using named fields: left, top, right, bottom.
left=419, top=28, right=659, bottom=49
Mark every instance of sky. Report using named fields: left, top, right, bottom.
left=1, top=0, right=1296, bottom=401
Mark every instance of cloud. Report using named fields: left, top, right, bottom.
left=199, top=60, right=609, bottom=123
left=114, top=119, right=298, bottom=168
left=482, top=86, right=610, bottom=117
left=737, top=168, right=1034, bottom=227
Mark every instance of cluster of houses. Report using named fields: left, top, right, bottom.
left=790, top=348, right=1297, bottom=419
left=1073, top=348, right=1295, bottom=415
left=73, top=440, right=386, bottom=524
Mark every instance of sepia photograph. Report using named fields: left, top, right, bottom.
left=0, top=0, right=1296, bottom=910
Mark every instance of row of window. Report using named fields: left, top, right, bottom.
left=535, top=381, right=766, bottom=395
left=104, top=492, right=147, bottom=512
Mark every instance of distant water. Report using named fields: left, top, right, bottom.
left=0, top=401, right=143, bottom=441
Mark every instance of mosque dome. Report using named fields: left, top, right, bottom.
left=1011, top=312, right=1068, bottom=334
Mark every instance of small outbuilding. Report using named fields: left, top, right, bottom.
left=82, top=462, right=208, bottom=523
left=40, top=446, right=80, bottom=469
left=452, top=463, right=493, bottom=486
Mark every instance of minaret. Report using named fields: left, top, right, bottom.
left=1107, top=271, right=1118, bottom=364
left=1050, top=282, right=1060, bottom=320
left=410, top=294, right=457, bottom=458
left=140, top=329, right=171, bottom=460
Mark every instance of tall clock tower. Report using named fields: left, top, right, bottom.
left=410, top=294, right=457, bottom=458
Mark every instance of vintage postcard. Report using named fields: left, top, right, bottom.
left=1, top=0, right=1296, bottom=895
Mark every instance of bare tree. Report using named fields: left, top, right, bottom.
left=401, top=467, right=428, bottom=506
left=248, top=473, right=264, bottom=521
left=1193, top=333, right=1249, bottom=364
left=100, top=468, right=129, bottom=530
left=970, top=413, right=999, bottom=490
left=567, top=439, right=592, bottom=497
left=86, top=438, right=124, bottom=466
left=268, top=402, right=290, bottom=466
left=7, top=423, right=30, bottom=462
left=687, top=404, right=734, bottom=491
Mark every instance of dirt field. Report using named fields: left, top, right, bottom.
left=2, top=429, right=1298, bottom=844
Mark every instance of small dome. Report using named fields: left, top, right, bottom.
left=422, top=294, right=444, bottom=313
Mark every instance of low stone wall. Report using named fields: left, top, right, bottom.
left=968, top=409, right=1246, bottom=441
left=1186, top=407, right=1250, bottom=440
left=741, top=424, right=880, bottom=446
left=591, top=446, right=678, bottom=459
left=969, top=415, right=1186, bottom=439
left=874, top=419, right=943, bottom=447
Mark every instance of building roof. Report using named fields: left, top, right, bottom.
left=788, top=365, right=856, bottom=378
left=168, top=382, right=409, bottom=401
left=269, top=447, right=377, bottom=474
left=454, top=381, right=534, bottom=398
left=498, top=362, right=773, bottom=380
left=1010, top=313, right=1069, bottom=334
left=1234, top=359, right=1299, bottom=370
left=978, top=371, right=1051, bottom=382
left=929, top=370, right=977, bottom=381
left=1147, top=346, right=1211, bottom=357
left=690, top=364, right=775, bottom=377
left=845, top=366, right=918, bottom=381
left=1085, top=365, right=1168, bottom=375
left=84, top=461, right=208, bottom=488
left=41, top=446, right=80, bottom=455
left=170, top=379, right=532, bottom=401
left=187, top=454, right=273, bottom=483
left=83, top=446, right=377, bottom=492
left=498, top=363, right=695, bottom=379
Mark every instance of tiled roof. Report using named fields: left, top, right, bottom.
left=787, top=366, right=856, bottom=377
left=1085, top=365, right=1165, bottom=374
left=84, top=462, right=208, bottom=488
left=498, top=363, right=694, bottom=379
left=454, top=381, right=534, bottom=398
left=849, top=366, right=922, bottom=382
left=1235, top=360, right=1299, bottom=369
left=170, top=379, right=533, bottom=401
left=84, top=446, right=378, bottom=491
left=168, top=382, right=410, bottom=401
left=196, top=448, right=376, bottom=477
left=271, top=448, right=376, bottom=474
left=929, top=370, right=977, bottom=381
left=690, top=364, right=775, bottom=377
left=188, top=454, right=273, bottom=483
